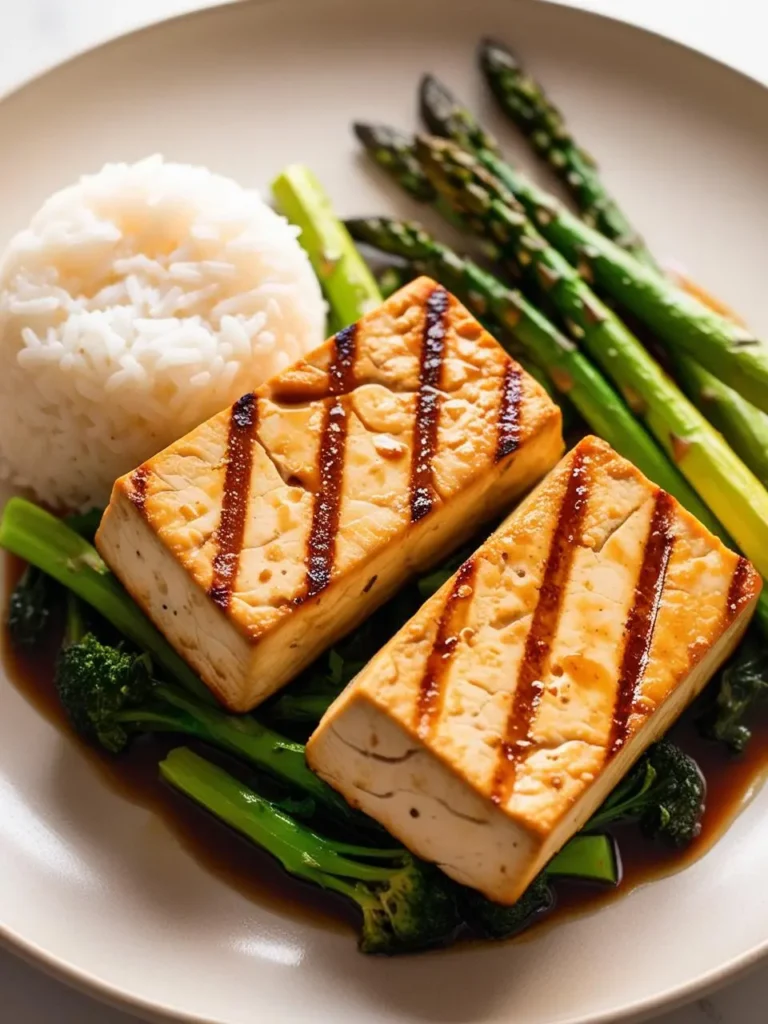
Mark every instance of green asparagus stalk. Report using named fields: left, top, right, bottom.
left=416, top=135, right=768, bottom=583
left=455, top=59, right=768, bottom=487
left=347, top=215, right=719, bottom=516
left=476, top=41, right=658, bottom=267
left=272, top=165, right=382, bottom=328
left=669, top=356, right=768, bottom=490
left=416, top=81, right=768, bottom=414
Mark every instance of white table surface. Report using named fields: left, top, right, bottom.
left=0, top=1, right=764, bottom=1021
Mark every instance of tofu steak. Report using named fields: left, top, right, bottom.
left=96, top=277, right=562, bottom=711
left=306, top=436, right=761, bottom=903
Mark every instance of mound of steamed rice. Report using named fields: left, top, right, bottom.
left=0, top=155, right=326, bottom=511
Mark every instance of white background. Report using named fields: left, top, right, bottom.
left=0, top=1, right=765, bottom=1022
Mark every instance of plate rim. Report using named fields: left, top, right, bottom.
left=0, top=1, right=766, bottom=1021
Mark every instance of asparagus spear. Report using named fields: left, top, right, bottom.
left=448, top=62, right=768, bottom=488
left=416, top=82, right=768, bottom=414
left=669, top=355, right=768, bottom=490
left=476, top=41, right=658, bottom=267
left=347, top=216, right=719, bottom=516
left=416, top=135, right=768, bottom=582
left=272, top=165, right=382, bottom=328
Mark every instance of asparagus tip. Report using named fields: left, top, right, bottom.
left=353, top=121, right=412, bottom=150
left=418, top=74, right=457, bottom=133
left=478, top=36, right=518, bottom=72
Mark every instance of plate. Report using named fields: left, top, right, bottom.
left=1, top=2, right=767, bottom=1022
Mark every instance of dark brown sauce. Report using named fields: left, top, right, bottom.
left=609, top=490, right=675, bottom=755
left=547, top=704, right=768, bottom=935
left=493, top=448, right=590, bottom=804
left=410, top=286, right=449, bottom=523
left=128, top=464, right=150, bottom=511
left=495, top=361, right=522, bottom=462
left=726, top=556, right=754, bottom=623
left=4, top=551, right=768, bottom=949
left=416, top=558, right=477, bottom=738
left=304, top=324, right=358, bottom=599
left=2, top=554, right=352, bottom=934
left=209, top=392, right=259, bottom=610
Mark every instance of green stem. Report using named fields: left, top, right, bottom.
left=160, top=747, right=396, bottom=885
left=548, top=833, right=618, bottom=884
left=417, top=137, right=768, bottom=584
left=0, top=498, right=208, bottom=700
left=272, top=165, right=382, bottom=328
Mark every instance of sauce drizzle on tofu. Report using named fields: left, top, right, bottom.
left=416, top=557, right=477, bottom=737
left=410, top=286, right=449, bottom=523
left=128, top=464, right=150, bottom=511
left=304, top=324, right=358, bottom=599
left=608, top=489, right=675, bottom=755
left=495, top=361, right=523, bottom=462
left=492, top=446, right=591, bottom=804
left=209, top=392, right=259, bottom=610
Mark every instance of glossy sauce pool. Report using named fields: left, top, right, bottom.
left=3, top=552, right=768, bottom=947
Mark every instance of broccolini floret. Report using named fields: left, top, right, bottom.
left=161, top=746, right=462, bottom=954
left=588, top=739, right=705, bottom=846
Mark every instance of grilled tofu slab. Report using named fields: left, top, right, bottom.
left=306, top=436, right=761, bottom=904
left=96, top=277, right=562, bottom=711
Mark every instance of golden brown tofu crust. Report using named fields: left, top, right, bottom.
left=336, top=436, right=760, bottom=837
left=97, top=277, right=562, bottom=705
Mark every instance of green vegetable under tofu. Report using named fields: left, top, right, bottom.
left=160, top=746, right=619, bottom=951
left=0, top=497, right=209, bottom=700
left=161, top=745, right=463, bottom=954
left=588, top=739, right=706, bottom=847
left=55, top=620, right=359, bottom=831
left=7, top=565, right=59, bottom=650
left=698, top=638, right=768, bottom=754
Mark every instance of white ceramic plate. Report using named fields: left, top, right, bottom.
left=1, top=2, right=767, bottom=1022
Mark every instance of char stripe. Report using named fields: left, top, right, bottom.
left=416, top=558, right=477, bottom=738
left=608, top=490, right=676, bottom=756
left=304, top=324, right=358, bottom=599
left=410, top=287, right=449, bottom=523
left=495, top=360, right=522, bottom=462
left=492, top=448, right=591, bottom=805
left=209, top=392, right=259, bottom=610
left=128, top=465, right=150, bottom=511
left=724, top=556, right=752, bottom=625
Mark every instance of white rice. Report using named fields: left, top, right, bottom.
left=0, top=155, right=326, bottom=511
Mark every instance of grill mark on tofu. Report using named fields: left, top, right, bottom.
left=495, top=360, right=522, bottom=462
left=492, top=448, right=591, bottom=805
left=416, top=558, right=478, bottom=738
left=304, top=324, right=358, bottom=600
left=128, top=465, right=150, bottom=511
left=209, top=392, right=259, bottom=610
left=724, top=556, right=754, bottom=625
left=410, top=286, right=449, bottom=523
left=609, top=490, right=676, bottom=756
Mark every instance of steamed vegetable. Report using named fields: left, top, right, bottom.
left=55, top=623, right=358, bottom=829
left=465, top=54, right=768, bottom=490
left=161, top=746, right=462, bottom=954
left=699, top=639, right=768, bottom=754
left=347, top=214, right=719, bottom=519
left=588, top=739, right=705, bottom=846
left=0, top=497, right=209, bottom=699
left=477, top=41, right=657, bottom=267
left=415, top=135, right=768, bottom=588
left=272, top=164, right=382, bottom=328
